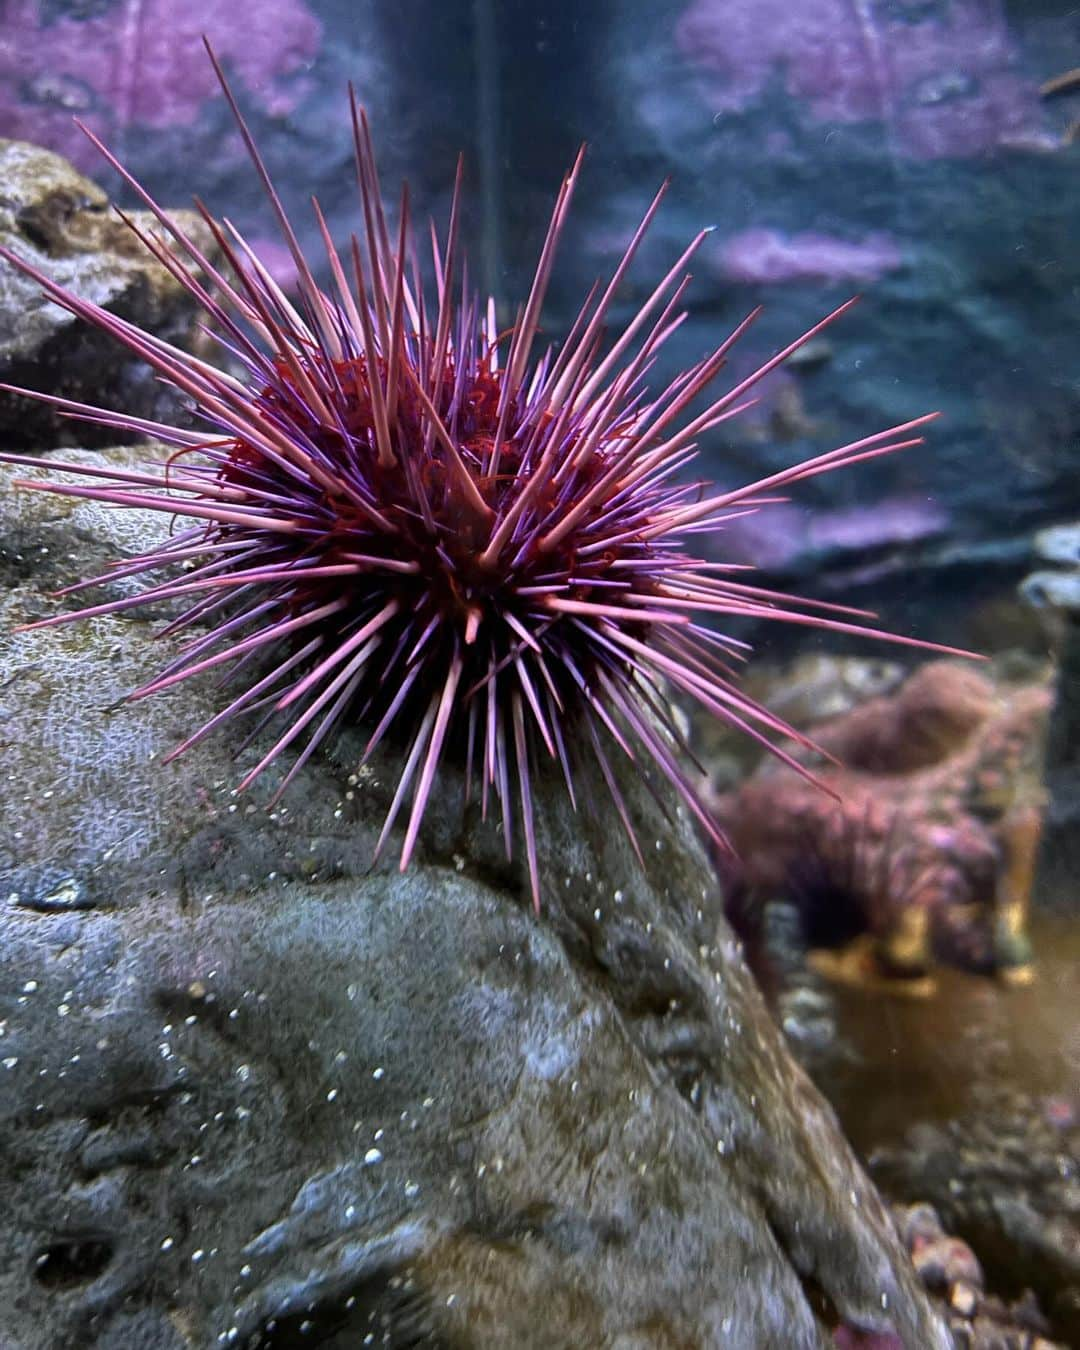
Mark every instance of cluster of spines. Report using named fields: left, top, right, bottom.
left=0, top=42, right=965, bottom=907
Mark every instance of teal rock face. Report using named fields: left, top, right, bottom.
left=0, top=447, right=950, bottom=1348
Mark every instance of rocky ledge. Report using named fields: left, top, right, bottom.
left=0, top=138, right=218, bottom=448
left=0, top=446, right=949, bottom=1348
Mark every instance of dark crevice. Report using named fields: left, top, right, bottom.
left=763, top=1211, right=838, bottom=1334
left=240, top=1268, right=448, bottom=1350
left=33, top=1236, right=113, bottom=1290
left=429, top=849, right=524, bottom=908
left=15, top=215, right=55, bottom=254
left=464, top=1198, right=628, bottom=1258
left=82, top=1083, right=186, bottom=1130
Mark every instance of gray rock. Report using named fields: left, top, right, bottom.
left=1023, top=522, right=1080, bottom=911
left=1035, top=616, right=1080, bottom=912
left=0, top=448, right=949, bottom=1348
left=872, top=1094, right=1080, bottom=1347
left=0, top=140, right=218, bottom=448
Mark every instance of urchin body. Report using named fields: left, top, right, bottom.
left=0, top=44, right=963, bottom=906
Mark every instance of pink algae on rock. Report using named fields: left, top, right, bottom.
left=719, top=228, right=903, bottom=285
left=0, top=0, right=321, bottom=169
left=676, top=0, right=1050, bottom=159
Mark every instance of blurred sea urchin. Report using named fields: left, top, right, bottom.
left=0, top=44, right=964, bottom=908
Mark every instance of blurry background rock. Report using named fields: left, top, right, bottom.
left=694, top=634, right=1078, bottom=1345
left=1021, top=521, right=1080, bottom=914
left=803, top=903, right=1080, bottom=1348
left=711, top=659, right=1052, bottom=991
left=875, top=1095, right=1080, bottom=1347
left=0, top=139, right=221, bottom=446
left=696, top=653, right=906, bottom=793
left=889, top=1199, right=1067, bottom=1350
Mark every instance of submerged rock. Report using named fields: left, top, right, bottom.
left=0, top=139, right=218, bottom=447
left=0, top=447, right=949, bottom=1347
left=713, top=660, right=1053, bottom=990
left=873, top=1096, right=1080, bottom=1347
left=891, top=1201, right=1066, bottom=1350
left=694, top=653, right=905, bottom=792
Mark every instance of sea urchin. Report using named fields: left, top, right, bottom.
left=0, top=45, right=963, bottom=907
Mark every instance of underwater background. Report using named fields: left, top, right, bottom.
left=3, top=0, right=1079, bottom=646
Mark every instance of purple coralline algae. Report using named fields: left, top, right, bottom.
left=720, top=228, right=903, bottom=284
left=716, top=495, right=949, bottom=574
left=0, top=0, right=321, bottom=169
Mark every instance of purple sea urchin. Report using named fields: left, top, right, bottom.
left=0, top=47, right=964, bottom=907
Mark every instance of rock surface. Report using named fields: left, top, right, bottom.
left=873, top=1096, right=1080, bottom=1347
left=0, top=139, right=219, bottom=447
left=0, top=447, right=950, bottom=1347
left=891, top=1202, right=1065, bottom=1350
